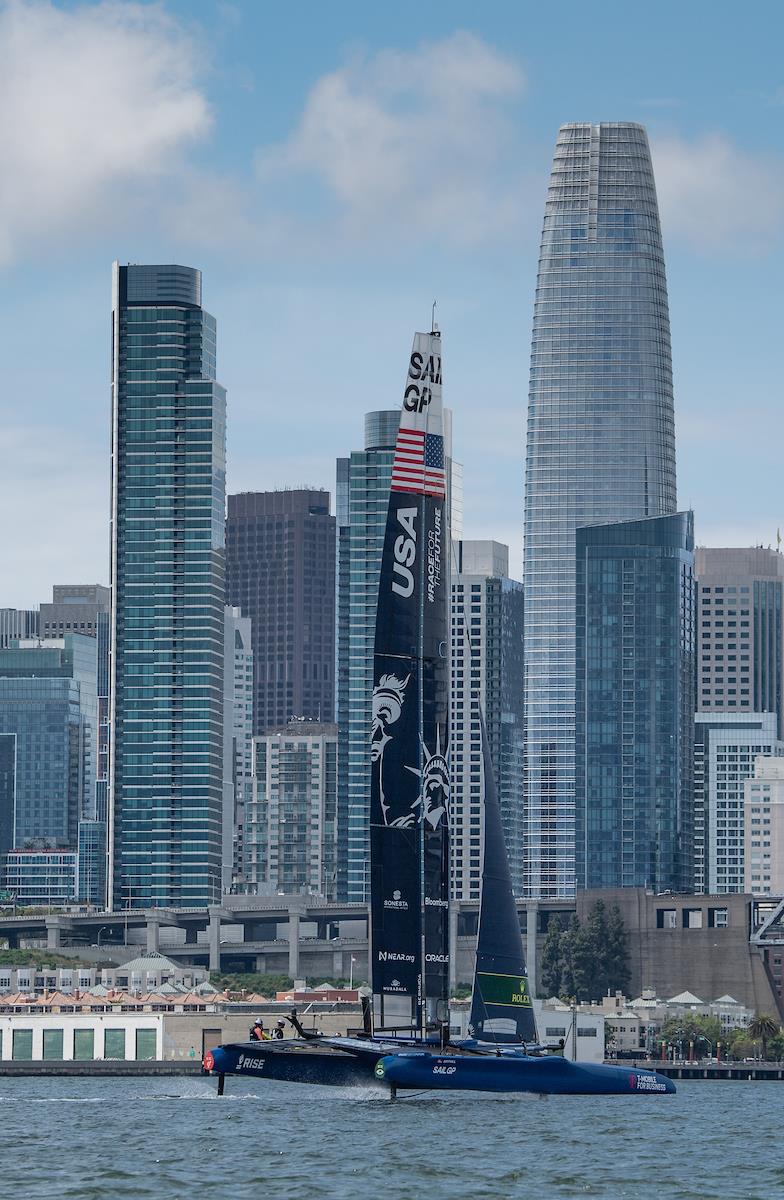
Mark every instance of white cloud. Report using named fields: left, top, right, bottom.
left=0, top=0, right=210, bottom=263
left=652, top=133, right=784, bottom=251
left=257, top=31, right=526, bottom=246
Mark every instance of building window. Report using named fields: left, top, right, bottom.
left=43, top=1028, right=64, bottom=1060
left=683, top=909, right=703, bottom=929
left=657, top=909, right=677, bottom=929
left=73, top=1029, right=95, bottom=1060
left=12, top=1029, right=33, bottom=1060
left=104, top=1028, right=126, bottom=1060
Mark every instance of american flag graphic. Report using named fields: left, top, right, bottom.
left=391, top=427, right=446, bottom=497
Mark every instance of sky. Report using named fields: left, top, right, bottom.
left=2, top=0, right=783, bottom=607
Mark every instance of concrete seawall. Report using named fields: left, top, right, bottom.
left=0, top=1061, right=205, bottom=1077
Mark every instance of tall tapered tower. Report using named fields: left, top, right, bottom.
left=523, top=123, right=677, bottom=898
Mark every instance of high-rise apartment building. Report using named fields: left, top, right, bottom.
left=575, top=513, right=695, bottom=893
left=110, top=263, right=226, bottom=909
left=744, top=757, right=784, bottom=896
left=0, top=635, right=97, bottom=902
left=695, top=547, right=784, bottom=737
left=694, top=713, right=782, bottom=894
left=523, top=123, right=677, bottom=898
left=223, top=606, right=253, bottom=892
left=247, top=719, right=338, bottom=898
left=450, top=541, right=525, bottom=900
left=225, top=491, right=335, bottom=735
left=336, top=410, right=461, bottom=902
left=0, top=610, right=38, bottom=649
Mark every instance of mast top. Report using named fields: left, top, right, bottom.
left=431, top=299, right=440, bottom=336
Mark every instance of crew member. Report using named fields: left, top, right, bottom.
left=249, top=1019, right=268, bottom=1041
left=272, top=1020, right=285, bottom=1040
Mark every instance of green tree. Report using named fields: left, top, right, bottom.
left=539, top=915, right=564, bottom=998
left=748, top=1013, right=781, bottom=1061
left=571, top=920, right=596, bottom=1001
left=605, top=904, right=631, bottom=995
left=558, top=914, right=581, bottom=999
left=660, top=1014, right=721, bottom=1058
left=766, top=1031, right=784, bottom=1062
left=726, top=1027, right=755, bottom=1061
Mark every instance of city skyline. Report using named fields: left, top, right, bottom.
left=2, top=2, right=784, bottom=606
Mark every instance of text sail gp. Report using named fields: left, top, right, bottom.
left=370, top=330, right=450, bottom=1036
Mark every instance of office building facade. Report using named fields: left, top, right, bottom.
left=0, top=610, right=38, bottom=649
left=226, top=491, right=335, bottom=735
left=694, top=713, right=782, bottom=894
left=450, top=541, right=525, bottom=900
left=247, top=720, right=338, bottom=897
left=523, top=122, right=678, bottom=898
left=695, top=547, right=784, bottom=737
left=575, top=513, right=695, bottom=893
left=0, top=636, right=97, bottom=902
left=744, top=757, right=784, bottom=896
left=110, top=263, right=226, bottom=909
left=40, top=585, right=111, bottom=905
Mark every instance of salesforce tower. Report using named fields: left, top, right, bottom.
left=523, top=123, right=677, bottom=899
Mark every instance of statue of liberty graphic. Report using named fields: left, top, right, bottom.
left=406, top=726, right=450, bottom=830
left=371, top=673, right=410, bottom=826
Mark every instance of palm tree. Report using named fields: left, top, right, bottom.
left=748, top=1014, right=780, bottom=1061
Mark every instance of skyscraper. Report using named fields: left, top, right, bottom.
left=450, top=541, right=525, bottom=900
left=336, top=411, right=399, bottom=902
left=575, top=513, right=695, bottom=893
left=225, top=490, right=335, bottom=735
left=695, top=547, right=784, bottom=737
left=110, top=263, right=226, bottom=909
left=523, top=123, right=677, bottom=898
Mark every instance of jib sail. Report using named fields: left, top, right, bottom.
left=468, top=711, right=538, bottom=1045
left=370, top=330, right=450, bottom=1035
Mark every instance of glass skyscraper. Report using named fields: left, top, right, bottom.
left=575, top=513, right=695, bottom=893
left=0, top=635, right=97, bottom=902
left=336, top=410, right=399, bottom=902
left=110, top=263, right=226, bottom=909
left=523, top=123, right=677, bottom=898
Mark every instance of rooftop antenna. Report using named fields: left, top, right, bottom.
left=431, top=299, right=439, bottom=335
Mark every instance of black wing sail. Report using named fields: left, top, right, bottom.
left=468, top=711, right=537, bottom=1044
left=370, top=331, right=450, bottom=1036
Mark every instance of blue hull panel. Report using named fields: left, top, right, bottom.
left=376, top=1052, right=676, bottom=1095
left=206, top=1041, right=381, bottom=1087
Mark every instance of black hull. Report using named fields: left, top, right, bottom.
left=205, top=1040, right=383, bottom=1088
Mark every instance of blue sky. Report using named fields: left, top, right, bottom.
left=2, top=0, right=783, bottom=606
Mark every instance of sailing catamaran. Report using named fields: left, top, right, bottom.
left=204, top=328, right=674, bottom=1097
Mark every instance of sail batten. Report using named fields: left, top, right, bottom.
left=370, top=331, right=450, bottom=1035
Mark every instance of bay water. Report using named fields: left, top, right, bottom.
left=0, top=1075, right=779, bottom=1199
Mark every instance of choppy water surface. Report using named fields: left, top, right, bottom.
left=0, top=1076, right=780, bottom=1200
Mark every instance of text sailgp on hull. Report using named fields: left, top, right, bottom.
left=370, top=327, right=450, bottom=1039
